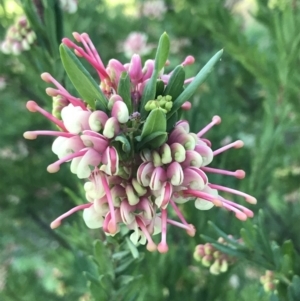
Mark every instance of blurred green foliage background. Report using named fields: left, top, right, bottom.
left=0, top=0, right=300, bottom=300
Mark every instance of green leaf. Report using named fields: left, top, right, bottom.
left=163, top=65, right=185, bottom=99
left=139, top=78, right=157, bottom=120
left=167, top=49, right=223, bottom=119
left=271, top=241, right=282, bottom=270
left=288, top=275, right=300, bottom=301
left=137, top=131, right=168, bottom=150
left=118, top=72, right=133, bottom=114
left=141, top=108, right=166, bottom=139
left=140, top=33, right=170, bottom=119
left=126, top=237, right=139, bottom=259
left=83, top=271, right=100, bottom=285
left=208, top=221, right=248, bottom=250
left=94, top=240, right=114, bottom=279
left=59, top=44, right=107, bottom=111
left=154, top=32, right=170, bottom=72
left=166, top=111, right=178, bottom=132
left=155, top=79, right=165, bottom=97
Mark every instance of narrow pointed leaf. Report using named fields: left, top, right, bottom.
left=140, top=33, right=170, bottom=119
left=154, top=32, right=170, bottom=71
left=167, top=49, right=223, bottom=119
left=118, top=72, right=133, bottom=114
left=59, top=44, right=107, bottom=111
left=163, top=65, right=185, bottom=99
left=155, top=79, right=165, bottom=97
left=93, top=240, right=114, bottom=279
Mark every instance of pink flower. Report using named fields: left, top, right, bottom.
left=121, top=32, right=154, bottom=59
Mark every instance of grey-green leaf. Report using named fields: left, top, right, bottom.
left=167, top=49, right=223, bottom=119
left=163, top=65, right=185, bottom=99
left=155, top=32, right=170, bottom=71
left=117, top=72, right=132, bottom=114
left=59, top=44, right=107, bottom=111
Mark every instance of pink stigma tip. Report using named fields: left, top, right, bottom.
left=246, top=196, right=257, bottom=205
left=50, top=220, right=61, bottom=229
left=23, top=131, right=37, bottom=140
left=62, top=38, right=72, bottom=47
left=235, top=170, right=246, bottom=179
left=72, top=32, right=81, bottom=42
left=236, top=212, right=247, bottom=221
left=46, top=87, right=59, bottom=97
left=212, top=199, right=223, bottom=207
left=26, top=101, right=38, bottom=112
left=107, top=221, right=118, bottom=234
left=74, top=49, right=83, bottom=57
left=47, top=164, right=60, bottom=173
left=41, top=72, right=52, bottom=83
left=147, top=242, right=157, bottom=252
left=186, top=224, right=196, bottom=237
left=181, top=101, right=192, bottom=110
left=157, top=242, right=169, bottom=253
left=183, top=55, right=195, bottom=65
left=234, top=140, right=244, bottom=148
left=213, top=115, right=221, bottom=124
left=81, top=33, right=89, bottom=41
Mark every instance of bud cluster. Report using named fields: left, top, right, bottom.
left=194, top=237, right=238, bottom=275
left=23, top=32, right=256, bottom=253
left=260, top=270, right=278, bottom=293
left=0, top=17, right=36, bottom=55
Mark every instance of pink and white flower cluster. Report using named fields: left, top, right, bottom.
left=140, top=0, right=167, bottom=20
left=24, top=32, right=256, bottom=253
left=1, top=17, right=36, bottom=55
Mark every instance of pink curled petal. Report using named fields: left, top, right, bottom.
left=168, top=126, right=187, bottom=144
left=142, top=59, right=154, bottom=81
left=81, top=133, right=109, bottom=153
left=149, top=167, right=167, bottom=190
left=137, top=162, right=155, bottom=186
left=103, top=117, right=120, bottom=139
left=111, top=184, right=126, bottom=207
left=120, top=199, right=136, bottom=224
left=61, top=104, right=91, bottom=134
left=106, top=59, right=126, bottom=87
left=137, top=197, right=155, bottom=221
left=167, top=162, right=184, bottom=186
left=182, top=167, right=206, bottom=190
left=175, top=120, right=190, bottom=133
left=52, top=136, right=85, bottom=159
left=111, top=100, right=129, bottom=123
left=195, top=141, right=214, bottom=166
left=89, top=111, right=109, bottom=132
left=71, top=149, right=102, bottom=179
left=181, top=150, right=203, bottom=168
left=155, top=182, right=173, bottom=209
left=102, top=146, right=119, bottom=175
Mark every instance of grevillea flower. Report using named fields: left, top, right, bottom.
left=24, top=32, right=256, bottom=253
left=121, top=32, right=154, bottom=59
left=140, top=0, right=167, bottom=20
left=0, top=16, right=36, bottom=55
